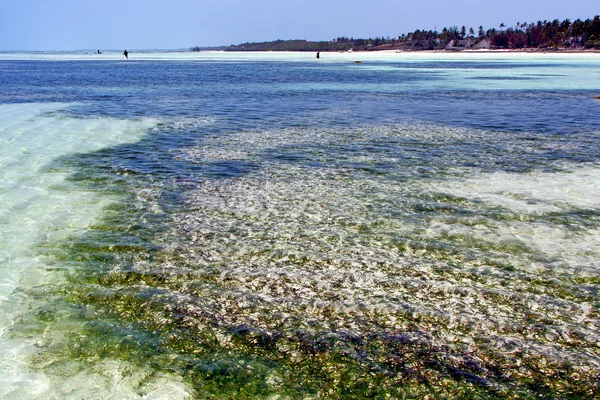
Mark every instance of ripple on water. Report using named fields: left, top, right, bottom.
left=51, top=123, right=600, bottom=398
left=0, top=103, right=190, bottom=399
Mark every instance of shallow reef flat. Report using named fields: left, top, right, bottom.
left=1, top=52, right=599, bottom=398
left=33, top=123, right=599, bottom=399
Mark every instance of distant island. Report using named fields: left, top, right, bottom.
left=192, top=16, right=600, bottom=52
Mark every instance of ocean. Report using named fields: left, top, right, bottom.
left=0, top=51, right=599, bottom=398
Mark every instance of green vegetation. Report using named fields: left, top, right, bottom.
left=218, top=39, right=353, bottom=52
left=32, top=169, right=600, bottom=398
left=195, top=15, right=600, bottom=52
left=24, top=123, right=600, bottom=399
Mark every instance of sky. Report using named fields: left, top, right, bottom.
left=1, top=0, right=599, bottom=51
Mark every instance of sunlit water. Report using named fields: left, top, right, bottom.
left=0, top=51, right=599, bottom=398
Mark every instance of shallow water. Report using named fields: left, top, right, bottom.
left=1, top=51, right=599, bottom=398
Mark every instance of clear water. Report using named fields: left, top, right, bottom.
left=1, top=51, right=599, bottom=398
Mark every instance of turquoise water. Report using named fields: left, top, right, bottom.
left=0, top=51, right=599, bottom=398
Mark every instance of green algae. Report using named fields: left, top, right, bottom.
left=18, top=123, right=600, bottom=399
left=45, top=222, right=598, bottom=399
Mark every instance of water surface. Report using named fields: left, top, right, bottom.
left=1, top=51, right=599, bottom=399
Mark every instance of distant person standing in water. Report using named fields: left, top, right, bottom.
left=316, top=52, right=320, bottom=59
left=123, top=50, right=128, bottom=59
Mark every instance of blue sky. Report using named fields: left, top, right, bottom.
left=1, top=0, right=598, bottom=51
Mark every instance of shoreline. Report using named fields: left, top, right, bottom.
left=389, top=48, right=600, bottom=54
left=1, top=49, right=599, bottom=62
left=2, top=47, right=600, bottom=55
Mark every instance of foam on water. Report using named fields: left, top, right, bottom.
left=0, top=103, right=191, bottom=398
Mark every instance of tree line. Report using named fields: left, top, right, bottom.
left=191, top=16, right=600, bottom=52
left=334, top=16, right=600, bottom=50
left=220, top=39, right=353, bottom=52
